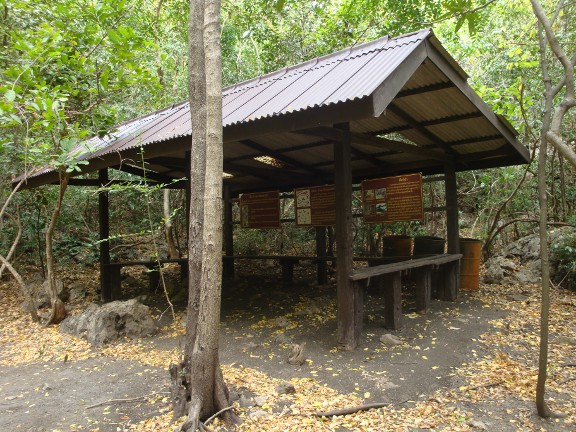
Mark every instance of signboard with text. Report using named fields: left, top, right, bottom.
left=361, top=173, right=423, bottom=223
left=294, top=184, right=336, bottom=227
left=240, top=191, right=280, bottom=228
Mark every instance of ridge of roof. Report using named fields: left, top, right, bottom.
left=223, top=28, right=432, bottom=97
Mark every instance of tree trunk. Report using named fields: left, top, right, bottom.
left=44, top=171, right=69, bottom=326
left=0, top=253, right=40, bottom=323
left=163, top=189, right=179, bottom=259
left=0, top=184, right=39, bottom=323
left=171, top=1, right=237, bottom=430
left=531, top=0, right=576, bottom=417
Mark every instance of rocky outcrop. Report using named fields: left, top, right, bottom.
left=60, top=299, right=157, bottom=346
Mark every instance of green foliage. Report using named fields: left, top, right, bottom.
left=550, top=230, right=576, bottom=291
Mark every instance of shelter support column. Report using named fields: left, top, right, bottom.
left=334, top=122, right=362, bottom=349
left=223, top=184, right=234, bottom=277
left=99, top=169, right=111, bottom=301
left=315, top=227, right=328, bottom=285
left=444, top=160, right=460, bottom=300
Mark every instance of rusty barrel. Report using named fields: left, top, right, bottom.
left=382, top=235, right=413, bottom=257
left=413, top=236, right=445, bottom=256
left=459, top=238, right=482, bottom=290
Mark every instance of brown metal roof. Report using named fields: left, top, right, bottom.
left=16, top=28, right=529, bottom=191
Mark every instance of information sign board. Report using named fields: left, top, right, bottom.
left=294, top=184, right=336, bottom=226
left=239, top=191, right=280, bottom=228
left=361, top=173, right=423, bottom=223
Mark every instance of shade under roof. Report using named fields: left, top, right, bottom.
left=16, top=28, right=529, bottom=192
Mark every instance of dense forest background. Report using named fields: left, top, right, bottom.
left=1, top=0, right=575, bottom=288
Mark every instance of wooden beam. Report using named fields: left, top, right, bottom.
left=334, top=122, right=360, bottom=350
left=240, top=139, right=325, bottom=176
left=425, top=39, right=530, bottom=163
left=65, top=178, right=101, bottom=186
left=99, top=169, right=111, bottom=302
left=296, top=127, right=447, bottom=161
left=395, top=81, right=455, bottom=98
left=111, top=164, right=178, bottom=184
left=224, top=161, right=320, bottom=184
left=387, top=104, right=456, bottom=155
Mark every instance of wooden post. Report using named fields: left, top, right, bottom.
left=99, top=169, right=111, bottom=302
left=334, top=122, right=361, bottom=349
left=445, top=161, right=460, bottom=254
left=444, top=161, right=460, bottom=300
left=315, top=227, right=328, bottom=285
left=382, top=272, right=402, bottom=330
left=414, top=266, right=432, bottom=314
left=223, top=184, right=234, bottom=278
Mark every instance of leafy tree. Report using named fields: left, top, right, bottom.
left=0, top=0, right=159, bottom=323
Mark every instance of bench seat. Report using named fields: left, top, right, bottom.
left=350, top=254, right=462, bottom=330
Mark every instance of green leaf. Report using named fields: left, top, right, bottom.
left=276, top=0, right=286, bottom=13
left=5, top=89, right=16, bottom=102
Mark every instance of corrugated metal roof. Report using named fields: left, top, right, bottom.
left=38, top=29, right=432, bottom=164
left=16, top=28, right=529, bottom=189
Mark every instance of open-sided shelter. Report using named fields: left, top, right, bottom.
left=16, top=29, right=530, bottom=349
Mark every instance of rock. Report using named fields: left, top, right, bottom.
left=507, top=294, right=528, bottom=302
left=467, top=419, right=487, bottom=430
left=380, top=333, right=402, bottom=346
left=288, top=342, right=306, bottom=365
left=482, top=256, right=517, bottom=284
left=68, top=283, right=88, bottom=301
left=59, top=299, right=157, bottom=346
left=41, top=383, right=52, bottom=392
left=238, top=394, right=254, bottom=408
left=295, top=304, right=321, bottom=315
left=248, top=408, right=270, bottom=419
left=42, top=278, right=67, bottom=301
left=273, top=332, right=292, bottom=345
left=553, top=336, right=576, bottom=346
left=276, top=382, right=296, bottom=395
left=254, top=396, right=267, bottom=407
left=513, top=259, right=541, bottom=284
left=228, top=390, right=240, bottom=402
left=274, top=317, right=290, bottom=328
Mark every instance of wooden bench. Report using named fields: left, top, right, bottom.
left=105, top=258, right=188, bottom=300
left=349, top=254, right=462, bottom=330
left=223, top=255, right=337, bottom=284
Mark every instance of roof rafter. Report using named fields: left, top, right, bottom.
left=240, top=139, right=325, bottom=176
left=294, top=126, right=448, bottom=161
left=387, top=104, right=456, bottom=155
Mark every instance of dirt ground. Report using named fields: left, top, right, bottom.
left=0, top=262, right=575, bottom=431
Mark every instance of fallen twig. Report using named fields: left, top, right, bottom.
left=204, top=405, right=235, bottom=426
left=464, top=380, right=503, bottom=392
left=559, top=363, right=576, bottom=368
left=313, top=402, right=390, bottom=417
left=86, top=391, right=165, bottom=409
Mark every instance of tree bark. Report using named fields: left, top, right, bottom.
left=163, top=189, right=179, bottom=259
left=44, top=170, right=69, bottom=326
left=171, top=1, right=237, bottom=430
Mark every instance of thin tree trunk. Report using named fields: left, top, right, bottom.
left=0, top=211, right=20, bottom=279
left=0, top=183, right=39, bottom=323
left=163, top=189, right=179, bottom=259
left=171, top=1, right=237, bottom=430
left=0, top=253, right=39, bottom=323
left=44, top=171, right=69, bottom=326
